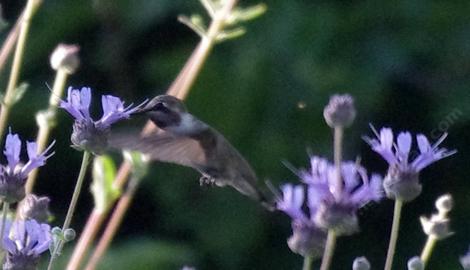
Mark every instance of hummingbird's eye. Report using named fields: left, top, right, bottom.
left=154, top=102, right=170, bottom=113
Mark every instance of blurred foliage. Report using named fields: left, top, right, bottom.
left=1, top=0, right=469, bottom=269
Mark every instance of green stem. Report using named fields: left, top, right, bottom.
left=47, top=151, right=91, bottom=270
left=0, top=202, right=9, bottom=248
left=25, top=68, right=69, bottom=193
left=302, top=256, right=313, bottom=270
left=320, top=230, right=337, bottom=270
left=0, top=0, right=41, bottom=143
left=420, top=235, right=437, bottom=268
left=384, top=199, right=403, bottom=270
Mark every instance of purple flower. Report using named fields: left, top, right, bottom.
left=2, top=219, right=51, bottom=270
left=364, top=126, right=456, bottom=201
left=277, top=184, right=326, bottom=258
left=60, top=87, right=146, bottom=153
left=299, top=156, right=383, bottom=235
left=0, top=131, right=54, bottom=203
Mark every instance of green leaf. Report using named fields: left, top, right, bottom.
left=123, top=151, right=149, bottom=180
left=177, top=14, right=207, bottom=38
left=226, top=3, right=267, bottom=26
left=91, top=155, right=120, bottom=213
left=216, top=27, right=246, bottom=42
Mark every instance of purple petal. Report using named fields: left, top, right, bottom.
left=21, top=140, right=55, bottom=177
left=3, top=131, right=21, bottom=172
left=341, top=162, right=360, bottom=191
left=349, top=174, right=383, bottom=206
left=277, top=184, right=307, bottom=221
left=416, top=134, right=431, bottom=154
left=97, top=95, right=134, bottom=128
left=307, top=183, right=331, bottom=214
left=412, top=134, right=456, bottom=171
left=59, top=87, right=90, bottom=121
left=396, top=132, right=412, bottom=163
left=364, top=127, right=397, bottom=165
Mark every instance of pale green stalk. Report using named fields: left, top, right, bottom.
left=319, top=126, right=343, bottom=270
left=47, top=151, right=92, bottom=270
left=384, top=199, right=403, bottom=270
left=320, top=231, right=337, bottom=270
left=302, top=256, right=313, bottom=270
left=420, top=235, right=437, bottom=268
left=0, top=0, right=42, bottom=142
left=26, top=68, right=69, bottom=193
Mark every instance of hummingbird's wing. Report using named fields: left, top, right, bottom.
left=109, top=131, right=207, bottom=168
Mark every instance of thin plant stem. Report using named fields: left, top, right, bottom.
left=0, top=202, right=9, bottom=248
left=302, top=256, right=313, bottom=270
left=74, top=1, right=240, bottom=268
left=0, top=12, right=23, bottom=74
left=168, top=0, right=239, bottom=98
left=65, top=209, right=106, bottom=270
left=320, top=231, right=337, bottom=270
left=83, top=176, right=140, bottom=270
left=0, top=0, right=42, bottom=143
left=26, top=68, right=69, bottom=193
left=319, top=126, right=343, bottom=270
left=47, top=151, right=92, bottom=270
left=384, top=199, right=403, bottom=270
left=333, top=127, right=343, bottom=198
left=420, top=235, right=437, bottom=268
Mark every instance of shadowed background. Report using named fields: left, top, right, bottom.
left=1, top=0, right=469, bottom=269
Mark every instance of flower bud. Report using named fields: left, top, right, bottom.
left=407, top=256, right=424, bottom=270
left=435, top=194, right=453, bottom=214
left=352, top=256, right=371, bottom=270
left=323, top=94, right=356, bottom=128
left=287, top=221, right=326, bottom=258
left=18, top=194, right=51, bottom=222
left=64, top=228, right=76, bottom=242
left=50, top=44, right=80, bottom=74
left=420, top=215, right=453, bottom=240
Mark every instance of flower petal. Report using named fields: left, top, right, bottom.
left=3, top=131, right=21, bottom=172
left=396, top=132, right=412, bottom=163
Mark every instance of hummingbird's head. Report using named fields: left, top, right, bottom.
left=135, top=95, right=188, bottom=129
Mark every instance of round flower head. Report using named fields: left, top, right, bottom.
left=50, top=44, right=80, bottom=74
left=60, top=87, right=147, bottom=153
left=364, top=126, right=456, bottom=202
left=300, top=156, right=383, bottom=235
left=353, top=256, right=371, bottom=270
left=323, top=94, right=356, bottom=128
left=2, top=220, right=51, bottom=270
left=0, top=131, right=54, bottom=203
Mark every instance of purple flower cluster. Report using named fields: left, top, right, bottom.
left=277, top=156, right=383, bottom=256
left=0, top=131, right=54, bottom=203
left=2, top=219, right=51, bottom=270
left=364, top=126, right=456, bottom=201
left=60, top=87, right=146, bottom=153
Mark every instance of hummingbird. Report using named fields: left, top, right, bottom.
left=111, top=95, right=273, bottom=209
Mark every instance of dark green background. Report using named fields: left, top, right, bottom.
left=1, top=0, right=469, bottom=269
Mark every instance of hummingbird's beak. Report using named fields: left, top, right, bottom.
left=132, top=100, right=153, bottom=115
